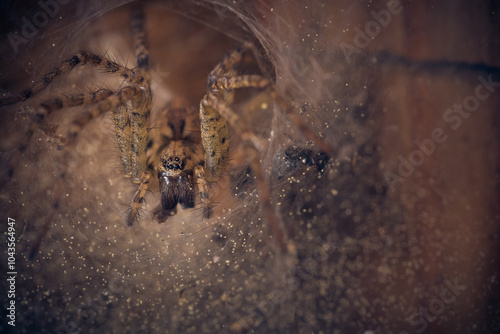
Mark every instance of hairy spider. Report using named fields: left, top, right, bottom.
left=0, top=4, right=333, bottom=258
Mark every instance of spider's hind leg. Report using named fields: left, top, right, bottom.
left=194, top=165, right=213, bottom=218
left=212, top=73, right=334, bottom=155
left=131, top=3, right=150, bottom=71
left=126, top=171, right=152, bottom=226
left=7, top=88, right=113, bottom=179
left=0, top=51, right=146, bottom=107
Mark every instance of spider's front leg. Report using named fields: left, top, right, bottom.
left=198, top=93, right=230, bottom=181
left=194, top=165, right=213, bottom=218
left=199, top=50, right=290, bottom=252
left=210, top=56, right=334, bottom=155
left=200, top=95, right=287, bottom=252
left=126, top=170, right=152, bottom=226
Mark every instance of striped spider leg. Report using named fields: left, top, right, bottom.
left=199, top=48, right=335, bottom=253
left=0, top=5, right=153, bottom=258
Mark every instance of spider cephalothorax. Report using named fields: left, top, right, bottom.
left=151, top=106, right=203, bottom=218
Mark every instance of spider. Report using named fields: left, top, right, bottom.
left=0, top=4, right=333, bottom=258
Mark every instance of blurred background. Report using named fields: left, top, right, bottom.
left=0, top=0, right=499, bottom=333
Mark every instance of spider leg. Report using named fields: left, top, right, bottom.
left=194, top=165, right=213, bottom=218
left=126, top=170, right=152, bottom=226
left=210, top=46, right=334, bottom=154
left=0, top=51, right=148, bottom=106
left=113, top=92, right=152, bottom=181
left=211, top=74, right=269, bottom=91
left=7, top=88, right=113, bottom=178
left=214, top=74, right=335, bottom=155
left=201, top=47, right=335, bottom=253
left=201, top=95, right=287, bottom=252
left=208, top=48, right=245, bottom=85
left=29, top=85, right=146, bottom=258
left=113, top=3, right=152, bottom=182
left=131, top=3, right=150, bottom=70
left=198, top=97, right=230, bottom=181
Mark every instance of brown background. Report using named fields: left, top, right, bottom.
left=0, top=0, right=498, bottom=333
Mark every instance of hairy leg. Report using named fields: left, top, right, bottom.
left=209, top=47, right=334, bottom=154
left=127, top=170, right=152, bottom=226
left=213, top=73, right=335, bottom=155
left=29, top=86, right=147, bottom=258
left=200, top=47, right=335, bottom=253
left=194, top=165, right=212, bottom=218
left=0, top=52, right=148, bottom=106
left=131, top=3, right=150, bottom=70
left=202, top=94, right=287, bottom=252
left=7, top=88, right=113, bottom=178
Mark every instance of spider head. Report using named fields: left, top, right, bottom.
left=156, top=145, right=195, bottom=211
left=157, top=143, right=191, bottom=176
left=163, top=156, right=186, bottom=172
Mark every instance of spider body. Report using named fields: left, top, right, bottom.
left=143, top=101, right=212, bottom=224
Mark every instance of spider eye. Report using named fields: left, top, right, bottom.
left=163, top=157, right=184, bottom=171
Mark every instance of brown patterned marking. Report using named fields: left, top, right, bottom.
left=127, top=171, right=152, bottom=226
left=199, top=95, right=229, bottom=182
left=131, top=3, right=150, bottom=70
left=195, top=165, right=212, bottom=218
